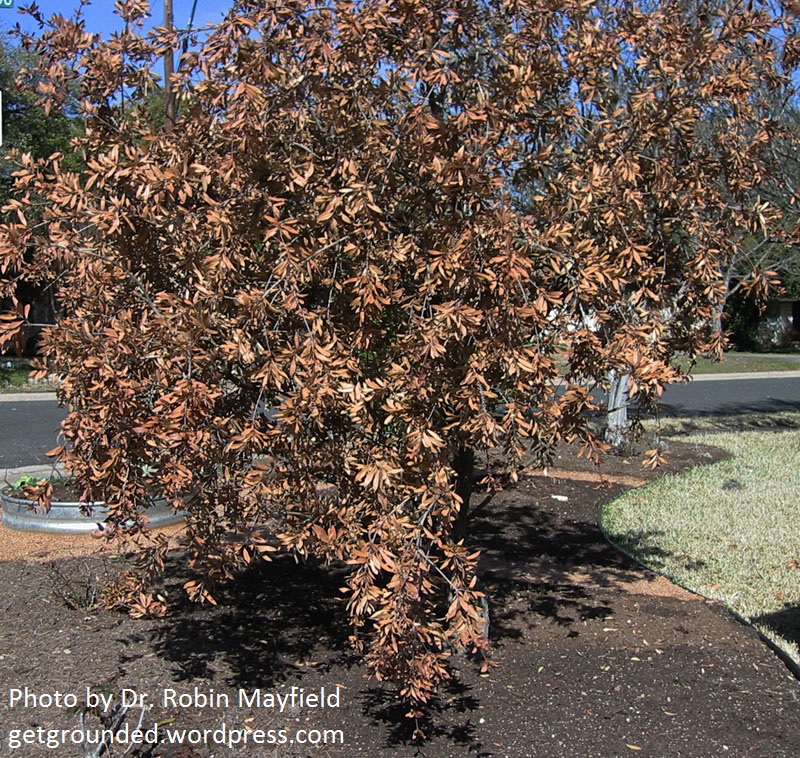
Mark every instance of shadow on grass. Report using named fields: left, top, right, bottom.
left=751, top=604, right=800, bottom=658
left=602, top=528, right=709, bottom=574
left=649, top=404, right=800, bottom=432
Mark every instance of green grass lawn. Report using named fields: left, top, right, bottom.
left=0, top=360, right=34, bottom=389
left=676, top=352, right=800, bottom=374
left=554, top=350, right=800, bottom=378
left=601, top=426, right=800, bottom=668
left=0, top=360, right=58, bottom=391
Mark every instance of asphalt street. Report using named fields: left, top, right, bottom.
left=654, top=373, right=800, bottom=418
left=1, top=374, right=799, bottom=469
left=0, top=396, right=67, bottom=471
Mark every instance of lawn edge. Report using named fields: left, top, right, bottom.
left=598, top=497, right=800, bottom=683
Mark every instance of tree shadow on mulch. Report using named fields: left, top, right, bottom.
left=139, top=556, right=497, bottom=754
left=74, top=438, right=800, bottom=756
left=139, top=441, right=721, bottom=690
left=359, top=680, right=488, bottom=753
left=140, top=483, right=644, bottom=691
left=141, top=557, right=358, bottom=689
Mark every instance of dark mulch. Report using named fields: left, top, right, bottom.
left=1, top=440, right=799, bottom=757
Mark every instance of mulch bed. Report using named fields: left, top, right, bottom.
left=1, top=440, right=799, bottom=757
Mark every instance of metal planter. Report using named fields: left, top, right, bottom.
left=0, top=470, right=187, bottom=534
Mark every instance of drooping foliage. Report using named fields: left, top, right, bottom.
left=0, top=0, right=795, bottom=709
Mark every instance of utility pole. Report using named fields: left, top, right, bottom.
left=182, top=0, right=199, bottom=60
left=164, top=0, right=176, bottom=130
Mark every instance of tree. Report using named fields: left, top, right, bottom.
left=0, top=35, right=82, bottom=354
left=0, top=0, right=795, bottom=713
left=719, top=101, right=800, bottom=349
left=511, top=0, right=796, bottom=445
left=0, top=37, right=79, bottom=201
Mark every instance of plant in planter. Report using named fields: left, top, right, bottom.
left=1, top=471, right=186, bottom=534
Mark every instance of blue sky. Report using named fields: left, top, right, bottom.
left=1, top=1, right=233, bottom=39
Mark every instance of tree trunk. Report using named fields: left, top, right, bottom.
left=448, top=444, right=490, bottom=648
left=604, top=369, right=630, bottom=449
left=451, top=445, right=475, bottom=543
left=713, top=267, right=735, bottom=339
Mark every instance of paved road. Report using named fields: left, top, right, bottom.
left=0, top=395, right=67, bottom=471
left=1, top=373, right=799, bottom=469
left=657, top=374, right=800, bottom=418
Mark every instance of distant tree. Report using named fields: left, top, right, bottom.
left=0, top=37, right=80, bottom=205
left=0, top=35, right=83, bottom=353
left=0, top=0, right=795, bottom=715
left=720, top=102, right=800, bottom=349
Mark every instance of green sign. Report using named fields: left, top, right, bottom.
left=0, top=0, right=13, bottom=8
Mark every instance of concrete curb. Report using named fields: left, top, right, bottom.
left=688, top=370, right=800, bottom=382
left=0, top=392, right=58, bottom=402
left=1, top=463, right=63, bottom=486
